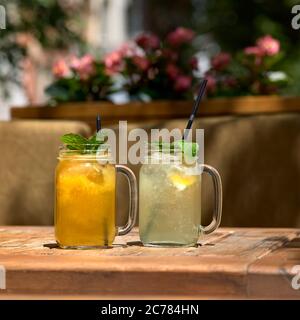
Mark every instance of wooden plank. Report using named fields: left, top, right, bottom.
left=10, top=96, right=300, bottom=128
left=248, top=236, right=300, bottom=299
left=11, top=101, right=192, bottom=126
left=0, top=227, right=299, bottom=298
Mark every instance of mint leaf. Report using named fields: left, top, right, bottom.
left=86, top=133, right=105, bottom=152
left=151, top=141, right=174, bottom=152
left=150, top=140, right=199, bottom=157
left=61, top=131, right=108, bottom=153
left=61, top=133, right=88, bottom=151
left=95, top=129, right=108, bottom=143
left=172, top=140, right=199, bottom=157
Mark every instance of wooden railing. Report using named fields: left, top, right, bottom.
left=11, top=96, right=300, bottom=129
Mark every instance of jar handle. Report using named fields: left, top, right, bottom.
left=200, top=164, right=223, bottom=235
left=116, top=165, right=138, bottom=236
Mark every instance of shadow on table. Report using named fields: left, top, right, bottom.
left=43, top=243, right=127, bottom=250
left=42, top=240, right=215, bottom=249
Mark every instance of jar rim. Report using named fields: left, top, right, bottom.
left=144, top=146, right=198, bottom=165
left=146, top=142, right=183, bottom=152
left=145, top=142, right=199, bottom=158
left=58, top=144, right=113, bottom=161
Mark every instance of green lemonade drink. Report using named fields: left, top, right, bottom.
left=140, top=162, right=201, bottom=246
left=139, top=143, right=222, bottom=247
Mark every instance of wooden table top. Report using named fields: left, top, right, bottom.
left=0, top=226, right=300, bottom=299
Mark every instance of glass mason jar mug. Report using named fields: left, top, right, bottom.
left=139, top=145, right=222, bottom=247
left=55, top=145, right=137, bottom=249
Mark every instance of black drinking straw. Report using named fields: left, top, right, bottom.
left=183, top=79, right=208, bottom=140
left=96, top=113, right=107, bottom=244
left=96, top=114, right=101, bottom=132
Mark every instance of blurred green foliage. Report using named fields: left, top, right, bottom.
left=146, top=0, right=300, bottom=95
left=0, top=0, right=84, bottom=97
left=1, top=0, right=300, bottom=98
left=194, top=0, right=300, bottom=95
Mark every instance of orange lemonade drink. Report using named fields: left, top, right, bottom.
left=55, top=153, right=116, bottom=248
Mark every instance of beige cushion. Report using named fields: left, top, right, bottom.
left=1, top=113, right=300, bottom=228
left=0, top=120, right=91, bottom=225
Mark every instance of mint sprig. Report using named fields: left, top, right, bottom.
left=60, top=133, right=88, bottom=151
left=61, top=131, right=107, bottom=153
left=173, top=140, right=199, bottom=157
left=151, top=140, right=199, bottom=157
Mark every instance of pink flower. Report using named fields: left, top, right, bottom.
left=166, top=64, right=180, bottom=80
left=104, top=42, right=141, bottom=75
left=174, top=75, right=192, bottom=91
left=147, top=68, right=158, bottom=80
left=205, top=74, right=217, bottom=94
left=244, top=46, right=264, bottom=56
left=135, top=33, right=160, bottom=50
left=69, top=56, right=81, bottom=70
left=80, top=55, right=95, bottom=77
left=257, top=35, right=280, bottom=56
left=244, top=36, right=280, bottom=58
left=211, top=52, right=231, bottom=71
left=104, top=51, right=124, bottom=75
left=162, top=48, right=178, bottom=61
left=70, top=54, right=95, bottom=80
left=224, top=76, right=237, bottom=88
left=189, top=56, right=198, bottom=70
left=166, top=27, right=195, bottom=47
left=118, top=42, right=139, bottom=57
left=132, top=55, right=150, bottom=71
left=244, top=46, right=264, bottom=65
left=52, top=59, right=70, bottom=78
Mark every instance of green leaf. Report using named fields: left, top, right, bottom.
left=45, top=84, right=70, bottom=102
left=61, top=131, right=108, bottom=153
left=150, top=141, right=174, bottom=152
left=60, top=133, right=88, bottom=151
left=150, top=140, right=199, bottom=157
left=173, top=140, right=199, bottom=157
left=95, top=129, right=108, bottom=143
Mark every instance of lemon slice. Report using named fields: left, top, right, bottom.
left=169, top=174, right=197, bottom=191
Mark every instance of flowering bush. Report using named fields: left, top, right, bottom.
left=104, top=27, right=198, bottom=100
left=46, top=27, right=199, bottom=103
left=205, top=35, right=288, bottom=97
left=45, top=54, right=114, bottom=103
left=46, top=32, right=288, bottom=103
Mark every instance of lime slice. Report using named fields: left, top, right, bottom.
left=173, top=140, right=199, bottom=157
